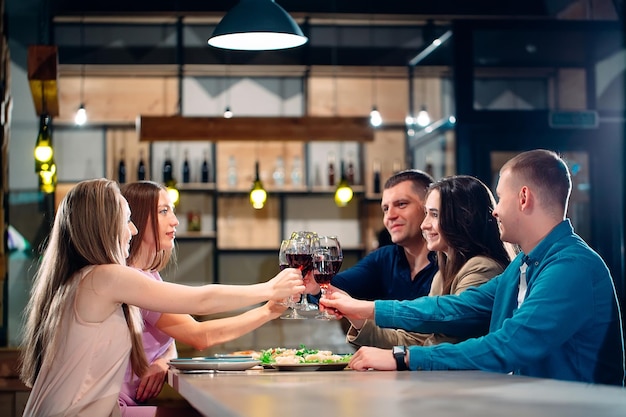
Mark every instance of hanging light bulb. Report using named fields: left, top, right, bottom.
left=223, top=106, right=233, bottom=119
left=334, top=161, right=353, bottom=207
left=74, top=103, right=87, bottom=126
left=250, top=161, right=267, bottom=209
left=166, top=184, right=180, bottom=206
left=416, top=105, right=431, bottom=127
left=164, top=178, right=179, bottom=206
left=34, top=114, right=54, bottom=174
left=369, top=106, right=382, bottom=127
left=39, top=162, right=57, bottom=194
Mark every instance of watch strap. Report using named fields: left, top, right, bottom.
left=393, top=345, right=408, bottom=371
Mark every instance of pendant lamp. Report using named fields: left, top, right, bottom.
left=208, top=0, right=308, bottom=51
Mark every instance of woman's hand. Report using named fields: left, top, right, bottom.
left=135, top=357, right=169, bottom=402
left=267, top=268, right=305, bottom=301
left=319, top=291, right=375, bottom=320
left=349, top=346, right=397, bottom=371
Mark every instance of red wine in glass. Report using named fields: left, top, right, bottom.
left=287, top=253, right=313, bottom=275
left=279, top=263, right=289, bottom=271
left=313, top=272, right=333, bottom=287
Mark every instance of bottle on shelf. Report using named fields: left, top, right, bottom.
left=137, top=149, right=146, bottom=181
left=272, top=156, right=285, bottom=188
left=118, top=150, right=126, bottom=184
left=163, top=149, right=173, bottom=184
left=227, top=155, right=238, bottom=188
left=182, top=149, right=191, bottom=183
left=201, top=149, right=210, bottom=183
left=327, top=152, right=336, bottom=187
left=346, top=151, right=355, bottom=185
left=290, top=156, right=302, bottom=187
left=314, top=163, right=322, bottom=187
left=373, top=159, right=381, bottom=194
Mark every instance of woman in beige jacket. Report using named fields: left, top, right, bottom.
left=346, top=175, right=512, bottom=348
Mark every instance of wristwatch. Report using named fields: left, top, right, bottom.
left=392, top=345, right=408, bottom=371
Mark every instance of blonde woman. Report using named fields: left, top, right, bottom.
left=20, top=178, right=303, bottom=416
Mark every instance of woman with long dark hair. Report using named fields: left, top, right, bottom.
left=346, top=175, right=512, bottom=347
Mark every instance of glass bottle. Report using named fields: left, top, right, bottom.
left=346, top=152, right=355, bottom=185
left=182, top=149, right=191, bottom=183
left=327, top=152, right=336, bottom=187
left=227, top=155, right=238, bottom=188
left=163, top=149, right=173, bottom=184
left=137, top=149, right=146, bottom=181
left=273, top=156, right=285, bottom=188
left=373, top=159, right=381, bottom=194
left=290, top=156, right=302, bottom=187
left=201, top=150, right=210, bottom=183
left=118, top=150, right=126, bottom=184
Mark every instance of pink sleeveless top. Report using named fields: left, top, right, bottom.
left=23, top=266, right=132, bottom=417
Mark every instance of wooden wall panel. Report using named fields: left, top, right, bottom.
left=105, top=128, right=150, bottom=182
left=215, top=141, right=305, bottom=191
left=557, top=69, right=587, bottom=110
left=217, top=195, right=280, bottom=249
left=57, top=76, right=179, bottom=123
left=307, top=77, right=409, bottom=124
left=363, top=129, right=406, bottom=197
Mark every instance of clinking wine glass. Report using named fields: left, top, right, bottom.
left=289, top=231, right=319, bottom=312
left=279, top=239, right=306, bottom=320
left=313, top=236, right=343, bottom=320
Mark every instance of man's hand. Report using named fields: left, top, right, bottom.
left=319, top=290, right=375, bottom=320
left=349, top=346, right=397, bottom=371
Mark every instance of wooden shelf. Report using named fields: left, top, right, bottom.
left=138, top=115, right=374, bottom=143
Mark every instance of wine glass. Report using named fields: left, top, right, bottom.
left=289, top=231, right=319, bottom=312
left=313, top=236, right=343, bottom=320
left=279, top=239, right=306, bottom=320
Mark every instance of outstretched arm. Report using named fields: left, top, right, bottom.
left=155, top=300, right=288, bottom=351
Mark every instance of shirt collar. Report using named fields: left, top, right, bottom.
left=521, top=219, right=573, bottom=266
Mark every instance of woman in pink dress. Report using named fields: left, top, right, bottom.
left=119, top=181, right=290, bottom=416
left=19, top=178, right=304, bottom=417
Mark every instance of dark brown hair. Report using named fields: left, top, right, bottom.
left=429, top=175, right=510, bottom=294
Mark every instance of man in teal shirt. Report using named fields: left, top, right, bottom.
left=322, top=149, right=625, bottom=386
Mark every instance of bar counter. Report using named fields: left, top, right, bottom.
left=168, top=368, right=626, bottom=417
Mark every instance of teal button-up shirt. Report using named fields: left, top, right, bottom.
left=375, top=220, right=625, bottom=386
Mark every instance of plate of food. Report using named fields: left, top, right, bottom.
left=168, top=357, right=261, bottom=371
left=260, top=345, right=352, bottom=372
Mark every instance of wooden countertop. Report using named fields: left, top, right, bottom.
left=168, top=368, right=626, bottom=417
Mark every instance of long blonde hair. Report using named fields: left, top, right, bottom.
left=19, top=178, right=148, bottom=387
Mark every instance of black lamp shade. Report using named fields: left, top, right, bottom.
left=208, top=0, right=308, bottom=51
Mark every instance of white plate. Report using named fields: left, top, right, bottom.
left=271, top=362, right=349, bottom=372
left=169, top=358, right=261, bottom=371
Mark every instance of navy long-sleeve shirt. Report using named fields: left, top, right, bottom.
left=375, top=220, right=625, bottom=386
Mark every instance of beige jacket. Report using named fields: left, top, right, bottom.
left=346, top=255, right=505, bottom=348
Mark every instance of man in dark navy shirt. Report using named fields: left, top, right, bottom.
left=312, top=170, right=438, bottom=302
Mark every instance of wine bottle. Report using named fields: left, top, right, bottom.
left=373, top=159, right=381, bottom=194
left=346, top=154, right=355, bottom=185
left=327, top=153, right=335, bottom=187
left=201, top=150, right=210, bottom=183
left=118, top=151, right=126, bottom=184
left=137, top=150, right=146, bottom=181
left=163, top=149, right=173, bottom=184
left=182, top=149, right=190, bottom=183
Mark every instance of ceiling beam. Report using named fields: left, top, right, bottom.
left=138, top=115, right=374, bottom=142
